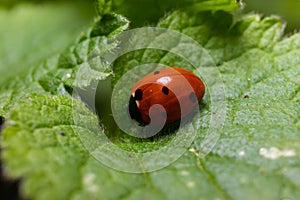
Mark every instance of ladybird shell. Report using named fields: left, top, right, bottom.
left=129, top=67, right=205, bottom=125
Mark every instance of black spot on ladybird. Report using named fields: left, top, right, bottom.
left=162, top=86, right=169, bottom=95
left=189, top=92, right=197, bottom=103
left=154, top=70, right=160, bottom=75
left=134, top=89, right=143, bottom=100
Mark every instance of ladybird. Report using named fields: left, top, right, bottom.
left=128, top=67, right=205, bottom=126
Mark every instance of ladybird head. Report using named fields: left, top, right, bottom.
left=128, top=83, right=174, bottom=126
left=128, top=89, right=146, bottom=126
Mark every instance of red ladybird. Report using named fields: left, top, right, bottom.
left=128, top=67, right=205, bottom=126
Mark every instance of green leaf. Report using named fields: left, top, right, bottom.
left=2, top=0, right=300, bottom=200
left=2, top=93, right=168, bottom=199
left=111, top=10, right=300, bottom=199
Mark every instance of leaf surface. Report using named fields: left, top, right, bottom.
left=1, top=0, right=300, bottom=199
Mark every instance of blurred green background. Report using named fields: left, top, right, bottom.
left=0, top=0, right=95, bottom=83
left=243, top=0, right=300, bottom=33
